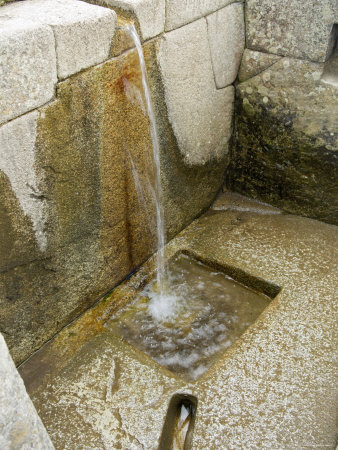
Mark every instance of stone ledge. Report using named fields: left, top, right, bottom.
left=94, top=0, right=165, bottom=41
left=238, top=49, right=281, bottom=82
left=2, top=0, right=117, bottom=80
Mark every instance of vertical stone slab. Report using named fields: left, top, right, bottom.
left=0, top=334, right=54, bottom=449
left=158, top=18, right=234, bottom=165
left=0, top=17, right=56, bottom=124
left=207, top=3, right=245, bottom=88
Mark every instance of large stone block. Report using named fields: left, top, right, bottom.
left=96, top=0, right=165, bottom=41
left=0, top=334, right=53, bottom=449
left=165, top=0, right=242, bottom=31
left=246, top=0, right=337, bottom=62
left=0, top=48, right=157, bottom=364
left=206, top=3, right=245, bottom=88
left=158, top=18, right=234, bottom=166
left=0, top=17, right=56, bottom=124
left=229, top=58, right=338, bottom=224
left=3, top=0, right=116, bottom=80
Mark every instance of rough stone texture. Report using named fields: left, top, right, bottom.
left=246, top=0, right=337, bottom=62
left=206, top=3, right=245, bottom=88
left=158, top=18, right=234, bottom=165
left=3, top=0, right=116, bottom=80
left=20, top=193, right=337, bottom=449
left=229, top=57, right=338, bottom=225
left=238, top=49, right=281, bottom=82
left=1, top=39, right=228, bottom=365
left=165, top=0, right=242, bottom=32
left=0, top=333, right=54, bottom=449
left=0, top=16, right=56, bottom=124
left=93, top=0, right=165, bottom=41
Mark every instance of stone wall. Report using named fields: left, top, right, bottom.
left=228, top=0, right=338, bottom=224
left=0, top=0, right=244, bottom=365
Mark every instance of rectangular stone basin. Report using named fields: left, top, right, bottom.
left=105, top=252, right=276, bottom=381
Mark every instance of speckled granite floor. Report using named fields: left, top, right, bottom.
left=20, top=192, right=337, bottom=449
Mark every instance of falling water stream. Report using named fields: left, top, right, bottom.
left=125, top=25, right=166, bottom=302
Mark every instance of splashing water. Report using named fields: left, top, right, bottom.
left=107, top=253, right=271, bottom=380
left=125, top=24, right=166, bottom=303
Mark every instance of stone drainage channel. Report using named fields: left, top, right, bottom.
left=19, top=192, right=337, bottom=449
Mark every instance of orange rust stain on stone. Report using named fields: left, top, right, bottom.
left=106, top=62, right=141, bottom=94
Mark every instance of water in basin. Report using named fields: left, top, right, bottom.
left=106, top=253, right=270, bottom=381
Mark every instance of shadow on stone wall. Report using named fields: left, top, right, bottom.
left=228, top=57, right=338, bottom=225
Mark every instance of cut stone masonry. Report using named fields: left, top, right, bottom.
left=0, top=0, right=242, bottom=374
left=0, top=0, right=337, bottom=448
left=230, top=0, right=338, bottom=224
left=0, top=0, right=116, bottom=124
left=0, top=112, right=47, bottom=252
left=0, top=17, right=56, bottom=124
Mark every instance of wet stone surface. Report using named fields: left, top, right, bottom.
left=19, top=192, right=337, bottom=449
left=106, top=253, right=271, bottom=381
